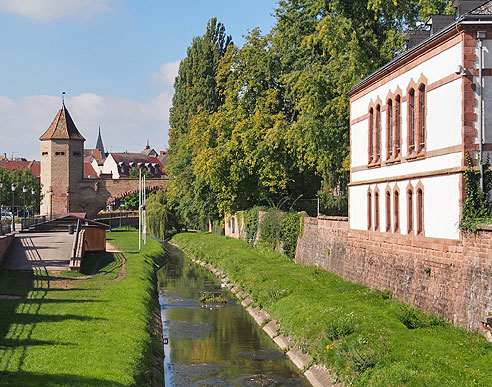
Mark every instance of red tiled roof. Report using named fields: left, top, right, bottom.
left=84, top=161, right=98, bottom=178
left=40, top=104, right=85, bottom=141
left=111, top=153, right=156, bottom=164
left=0, top=160, right=40, bottom=178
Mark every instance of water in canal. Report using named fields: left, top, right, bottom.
left=158, top=243, right=309, bottom=387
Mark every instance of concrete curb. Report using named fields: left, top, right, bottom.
left=187, top=255, right=337, bottom=387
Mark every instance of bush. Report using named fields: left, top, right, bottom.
left=244, top=206, right=263, bottom=245
left=281, top=212, right=301, bottom=259
left=395, top=304, right=444, bottom=329
left=325, top=312, right=357, bottom=341
left=259, top=209, right=283, bottom=249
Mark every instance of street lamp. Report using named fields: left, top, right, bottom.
left=31, top=188, right=35, bottom=224
left=11, top=183, right=15, bottom=231
left=49, top=190, right=53, bottom=220
left=22, top=186, right=27, bottom=228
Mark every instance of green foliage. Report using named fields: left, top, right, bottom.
left=244, top=206, right=263, bottom=245
left=459, top=153, right=492, bottom=233
left=174, top=232, right=492, bottom=386
left=319, top=192, right=348, bottom=217
left=280, top=212, right=301, bottom=259
left=0, top=167, right=41, bottom=213
left=325, top=312, right=357, bottom=341
left=128, top=166, right=153, bottom=179
left=146, top=191, right=183, bottom=240
left=259, top=209, right=283, bottom=249
left=395, top=304, right=445, bottom=330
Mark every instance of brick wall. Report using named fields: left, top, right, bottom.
left=295, top=216, right=492, bottom=332
left=0, top=234, right=14, bottom=266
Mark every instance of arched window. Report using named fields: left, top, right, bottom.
left=418, top=85, right=426, bottom=151
left=367, top=191, right=372, bottom=230
left=376, top=105, right=381, bottom=161
left=407, top=189, right=413, bottom=234
left=394, top=190, right=400, bottom=232
left=395, top=95, right=401, bottom=157
left=386, top=190, right=391, bottom=232
left=374, top=191, right=380, bottom=231
left=417, top=188, right=424, bottom=235
left=408, top=89, right=415, bottom=153
left=387, top=99, right=393, bottom=159
left=368, top=108, right=374, bottom=163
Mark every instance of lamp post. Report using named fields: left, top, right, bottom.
left=11, top=183, right=15, bottom=231
left=49, top=190, right=53, bottom=220
left=22, top=186, right=26, bottom=229
left=31, top=188, right=35, bottom=224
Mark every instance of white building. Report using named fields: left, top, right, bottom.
left=349, top=0, right=492, bottom=241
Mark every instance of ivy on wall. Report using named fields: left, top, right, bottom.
left=459, top=153, right=492, bottom=233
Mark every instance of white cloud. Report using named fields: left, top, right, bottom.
left=0, top=92, right=172, bottom=160
left=0, top=0, right=112, bottom=21
left=150, top=60, right=180, bottom=89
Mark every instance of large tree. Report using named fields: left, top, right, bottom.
left=167, top=18, right=233, bottom=226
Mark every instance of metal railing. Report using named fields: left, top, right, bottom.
left=20, top=216, right=47, bottom=231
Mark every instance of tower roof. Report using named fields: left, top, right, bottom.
left=95, top=126, right=105, bottom=158
left=40, top=103, right=85, bottom=141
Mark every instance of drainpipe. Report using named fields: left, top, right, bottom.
left=477, top=31, right=486, bottom=190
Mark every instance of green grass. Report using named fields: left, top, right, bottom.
left=173, top=232, right=492, bottom=386
left=0, top=230, right=164, bottom=386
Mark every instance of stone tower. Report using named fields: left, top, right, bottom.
left=39, top=103, right=85, bottom=217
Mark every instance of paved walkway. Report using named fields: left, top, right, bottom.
left=1, top=232, right=74, bottom=271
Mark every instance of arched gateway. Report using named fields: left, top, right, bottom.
left=39, top=104, right=168, bottom=219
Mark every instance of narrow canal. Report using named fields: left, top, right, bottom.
left=158, top=243, right=309, bottom=387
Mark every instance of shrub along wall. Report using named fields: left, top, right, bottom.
left=225, top=208, right=302, bottom=259
left=295, top=216, right=492, bottom=333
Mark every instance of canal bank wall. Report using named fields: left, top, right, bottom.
left=170, top=241, right=336, bottom=387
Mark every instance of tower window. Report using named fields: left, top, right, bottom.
left=418, top=85, right=426, bottom=152
left=55, top=151, right=65, bottom=156
left=375, top=105, right=381, bottom=161
left=73, top=151, right=81, bottom=156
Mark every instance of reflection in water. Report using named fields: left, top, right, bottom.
left=159, top=243, right=308, bottom=387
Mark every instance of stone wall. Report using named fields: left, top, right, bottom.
left=70, top=178, right=168, bottom=219
left=0, top=234, right=14, bottom=266
left=295, top=216, right=492, bottom=332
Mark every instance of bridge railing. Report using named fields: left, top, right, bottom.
left=20, top=216, right=47, bottom=231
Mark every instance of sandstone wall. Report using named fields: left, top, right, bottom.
left=295, top=216, right=492, bottom=332
left=0, top=234, right=14, bottom=266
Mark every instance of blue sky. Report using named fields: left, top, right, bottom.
left=0, top=0, right=278, bottom=160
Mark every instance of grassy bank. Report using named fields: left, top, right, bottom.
left=0, top=230, right=164, bottom=386
left=173, top=232, right=492, bottom=386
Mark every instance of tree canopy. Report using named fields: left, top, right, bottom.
left=166, top=0, right=453, bottom=226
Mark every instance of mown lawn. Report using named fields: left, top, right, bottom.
left=0, top=230, right=164, bottom=386
left=173, top=232, right=492, bottom=386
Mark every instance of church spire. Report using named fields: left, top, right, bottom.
left=95, top=126, right=106, bottom=158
